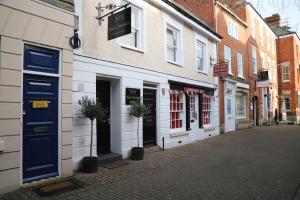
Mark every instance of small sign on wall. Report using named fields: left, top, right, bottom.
left=32, top=100, right=48, bottom=108
left=126, top=88, right=140, bottom=105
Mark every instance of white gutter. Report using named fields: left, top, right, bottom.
left=149, top=0, right=221, bottom=42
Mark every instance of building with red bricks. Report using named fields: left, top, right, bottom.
left=171, top=0, right=279, bottom=132
left=266, top=14, right=300, bottom=123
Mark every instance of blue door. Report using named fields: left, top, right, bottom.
left=23, top=45, right=59, bottom=182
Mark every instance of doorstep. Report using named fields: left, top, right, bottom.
left=97, top=153, right=122, bottom=166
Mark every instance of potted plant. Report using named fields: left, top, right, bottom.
left=128, top=100, right=150, bottom=160
left=78, top=96, right=106, bottom=173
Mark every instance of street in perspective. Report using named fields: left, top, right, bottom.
left=0, top=0, right=300, bottom=199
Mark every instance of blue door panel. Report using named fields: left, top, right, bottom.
left=24, top=45, right=59, bottom=74
left=23, top=74, right=58, bottom=182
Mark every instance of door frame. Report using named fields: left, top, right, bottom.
left=20, top=42, right=62, bottom=184
left=224, top=80, right=236, bottom=133
left=143, top=83, right=158, bottom=147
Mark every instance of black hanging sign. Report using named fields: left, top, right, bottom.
left=126, top=88, right=140, bottom=105
left=108, top=7, right=131, bottom=40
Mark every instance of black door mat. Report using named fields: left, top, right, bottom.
left=101, top=160, right=130, bottom=169
left=32, top=178, right=83, bottom=197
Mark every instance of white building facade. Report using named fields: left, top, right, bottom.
left=73, top=0, right=221, bottom=169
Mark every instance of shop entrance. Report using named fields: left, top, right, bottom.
left=143, top=88, right=157, bottom=147
left=96, top=80, right=111, bottom=154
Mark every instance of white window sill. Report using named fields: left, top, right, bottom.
left=170, top=131, right=189, bottom=138
left=228, top=72, right=233, bottom=76
left=203, top=125, right=215, bottom=131
left=120, top=44, right=144, bottom=53
left=236, top=116, right=246, bottom=119
left=238, top=75, right=244, bottom=79
left=167, top=60, right=183, bottom=67
left=197, top=70, right=208, bottom=75
left=282, top=80, right=290, bottom=83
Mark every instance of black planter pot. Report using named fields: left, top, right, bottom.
left=81, top=156, right=98, bottom=173
left=131, top=147, right=144, bottom=160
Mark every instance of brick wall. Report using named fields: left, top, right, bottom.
left=172, top=0, right=215, bottom=29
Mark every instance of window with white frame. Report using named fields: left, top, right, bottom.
left=224, top=45, right=232, bottom=74
left=260, top=26, right=264, bottom=47
left=120, top=2, right=143, bottom=50
left=228, top=21, right=238, bottom=39
left=282, top=65, right=290, bottom=82
left=252, top=46, right=257, bottom=74
left=260, top=53, right=264, bottom=69
left=267, top=32, right=270, bottom=51
left=251, top=15, right=255, bottom=38
left=170, top=93, right=184, bottom=129
left=282, top=94, right=291, bottom=111
left=196, top=39, right=206, bottom=72
left=166, top=25, right=181, bottom=64
left=237, top=52, right=243, bottom=78
left=190, top=95, right=196, bottom=120
left=236, top=93, right=246, bottom=118
left=202, top=96, right=211, bottom=126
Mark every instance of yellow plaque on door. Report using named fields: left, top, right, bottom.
left=32, top=100, right=48, bottom=108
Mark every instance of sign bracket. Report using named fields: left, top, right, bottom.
left=96, top=2, right=130, bottom=25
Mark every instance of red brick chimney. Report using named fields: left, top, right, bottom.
left=265, top=14, right=281, bottom=27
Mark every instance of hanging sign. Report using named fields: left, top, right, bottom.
left=213, top=63, right=228, bottom=77
left=126, top=88, right=140, bottom=105
left=108, top=7, right=131, bottom=40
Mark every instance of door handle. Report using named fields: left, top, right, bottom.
left=107, top=119, right=111, bottom=125
left=23, top=110, right=26, bottom=116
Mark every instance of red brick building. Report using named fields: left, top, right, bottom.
left=266, top=14, right=300, bottom=123
left=171, top=0, right=279, bottom=132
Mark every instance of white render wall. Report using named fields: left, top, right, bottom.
left=72, top=54, right=220, bottom=169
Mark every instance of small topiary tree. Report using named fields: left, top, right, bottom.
left=78, top=96, right=106, bottom=157
left=128, top=100, right=150, bottom=147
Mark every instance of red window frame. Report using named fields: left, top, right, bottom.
left=170, top=93, right=184, bottom=129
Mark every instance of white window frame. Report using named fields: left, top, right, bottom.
left=202, top=96, right=212, bottom=126
left=282, top=65, right=290, bottom=82
left=235, top=93, right=247, bottom=119
left=260, top=25, right=264, bottom=47
left=224, top=45, right=232, bottom=75
left=170, top=93, right=186, bottom=132
left=252, top=46, right=257, bottom=74
left=260, top=52, right=265, bottom=70
left=250, top=15, right=255, bottom=38
left=228, top=20, right=238, bottom=40
left=195, top=33, right=208, bottom=74
left=164, top=15, right=183, bottom=66
left=117, top=0, right=145, bottom=52
left=267, top=32, right=271, bottom=51
left=237, top=52, right=243, bottom=78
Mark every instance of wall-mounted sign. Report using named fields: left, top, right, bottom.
left=213, top=63, right=228, bottom=77
left=256, top=81, right=272, bottom=88
left=108, top=7, right=131, bottom=40
left=32, top=100, right=48, bottom=108
left=126, top=88, right=140, bottom=105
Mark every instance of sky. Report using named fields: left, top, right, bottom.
left=248, top=0, right=300, bottom=35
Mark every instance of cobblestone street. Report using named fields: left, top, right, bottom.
left=1, top=125, right=300, bottom=200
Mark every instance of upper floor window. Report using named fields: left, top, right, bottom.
left=224, top=45, right=232, bottom=74
left=196, top=40, right=206, bottom=73
left=282, top=65, right=290, bottom=82
left=237, top=52, right=243, bottom=78
left=120, top=2, right=143, bottom=51
left=250, top=15, right=255, bottom=38
left=166, top=25, right=181, bottom=65
left=228, top=21, right=238, bottom=39
left=267, top=32, right=270, bottom=51
left=252, top=46, right=257, bottom=74
left=260, top=53, right=264, bottom=69
left=260, top=26, right=264, bottom=47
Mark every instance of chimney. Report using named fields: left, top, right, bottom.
left=265, top=14, right=281, bottom=27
